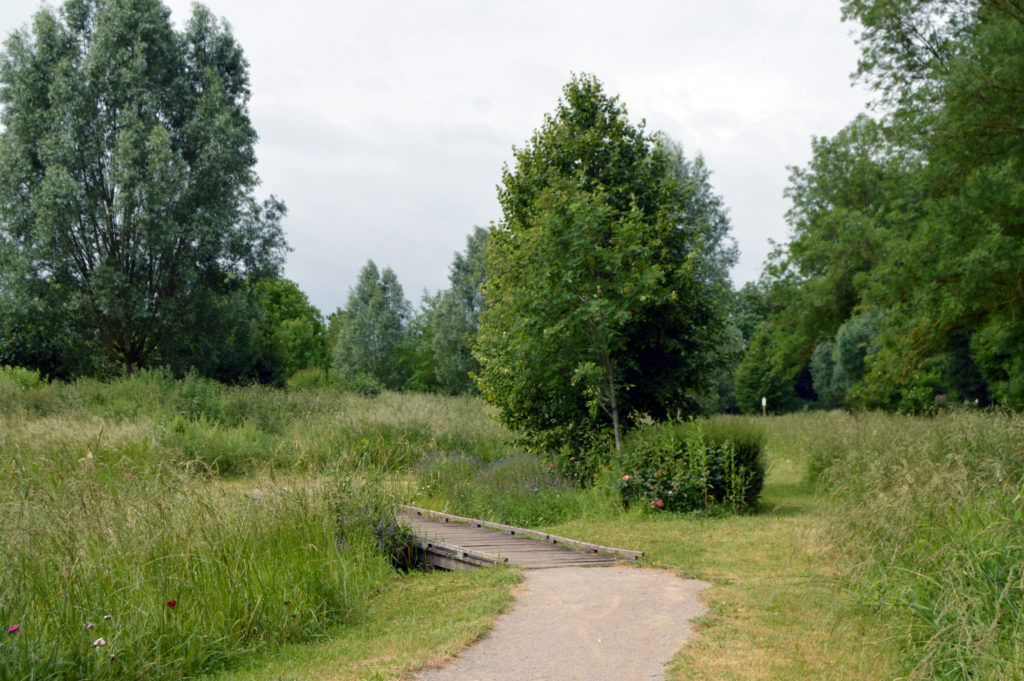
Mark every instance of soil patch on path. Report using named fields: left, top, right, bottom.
left=414, top=566, right=709, bottom=681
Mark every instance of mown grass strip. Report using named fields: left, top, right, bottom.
left=210, top=569, right=520, bottom=681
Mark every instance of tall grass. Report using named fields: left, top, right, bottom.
left=0, top=449, right=394, bottom=680
left=413, top=451, right=621, bottom=526
left=0, top=367, right=512, bottom=680
left=805, top=410, right=1024, bottom=680
left=0, top=367, right=510, bottom=475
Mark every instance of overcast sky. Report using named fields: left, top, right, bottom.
left=1, top=0, right=873, bottom=314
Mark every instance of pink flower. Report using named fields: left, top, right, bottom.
left=166, top=599, right=176, bottom=608
left=92, top=638, right=106, bottom=647
left=7, top=625, right=18, bottom=634
left=86, top=622, right=95, bottom=629
left=621, top=475, right=630, bottom=482
left=651, top=499, right=665, bottom=509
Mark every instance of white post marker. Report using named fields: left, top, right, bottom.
left=761, top=396, right=767, bottom=417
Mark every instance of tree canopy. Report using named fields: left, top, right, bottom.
left=744, top=0, right=1024, bottom=411
left=476, top=74, right=732, bottom=454
left=0, top=0, right=287, bottom=376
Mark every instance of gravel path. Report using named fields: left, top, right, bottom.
left=414, top=566, right=709, bottom=681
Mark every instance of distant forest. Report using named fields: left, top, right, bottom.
left=1, top=0, right=1021, bottom=416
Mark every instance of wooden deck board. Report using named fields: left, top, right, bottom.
left=399, top=508, right=637, bottom=570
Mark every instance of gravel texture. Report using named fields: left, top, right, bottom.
left=414, top=566, right=709, bottom=681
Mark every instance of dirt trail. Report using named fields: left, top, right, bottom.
left=414, top=566, right=709, bottom=681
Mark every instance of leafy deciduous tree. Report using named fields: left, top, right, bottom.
left=476, top=74, right=729, bottom=453
left=433, top=226, right=487, bottom=394
left=0, top=0, right=287, bottom=375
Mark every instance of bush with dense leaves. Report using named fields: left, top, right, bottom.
left=617, top=420, right=765, bottom=514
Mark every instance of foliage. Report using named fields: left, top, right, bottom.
left=477, top=74, right=730, bottom=455
left=332, top=260, right=411, bottom=390
left=255, top=278, right=328, bottom=381
left=761, top=1, right=1024, bottom=411
left=398, top=292, right=442, bottom=394
left=733, top=326, right=796, bottom=414
left=616, top=420, right=765, bottom=514
left=809, top=341, right=840, bottom=408
left=0, top=0, right=287, bottom=376
left=432, top=226, right=488, bottom=394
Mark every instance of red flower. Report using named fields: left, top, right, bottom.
left=166, top=599, right=176, bottom=608
left=651, top=499, right=665, bottom=509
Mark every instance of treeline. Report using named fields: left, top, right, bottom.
left=725, top=0, right=1024, bottom=414
left=323, top=227, right=487, bottom=395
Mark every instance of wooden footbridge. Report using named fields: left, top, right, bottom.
left=399, top=505, right=644, bottom=570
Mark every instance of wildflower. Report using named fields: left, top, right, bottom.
left=621, top=475, right=630, bottom=482
left=92, top=638, right=106, bottom=647
left=166, top=599, right=176, bottom=608
left=103, top=615, right=112, bottom=621
left=651, top=499, right=665, bottom=509
left=7, top=625, right=18, bottom=634
left=86, top=622, right=95, bottom=629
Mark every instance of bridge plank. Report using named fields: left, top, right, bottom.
left=401, top=505, right=644, bottom=561
left=399, top=507, right=642, bottom=570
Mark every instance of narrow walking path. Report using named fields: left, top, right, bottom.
left=414, top=566, right=709, bottom=681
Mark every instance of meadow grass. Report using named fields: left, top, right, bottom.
left=0, top=367, right=510, bottom=475
left=209, top=569, right=520, bottom=681
left=803, top=410, right=1024, bottom=680
left=4, top=367, right=1021, bottom=680
left=0, top=368, right=508, bottom=680
left=0, top=452, right=394, bottom=680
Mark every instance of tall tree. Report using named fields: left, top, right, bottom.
left=432, top=226, right=487, bottom=394
left=845, top=0, right=1024, bottom=408
left=333, top=260, right=410, bottom=390
left=476, top=74, right=729, bottom=454
left=0, top=0, right=286, bottom=375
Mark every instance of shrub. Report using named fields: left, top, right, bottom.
left=285, top=367, right=332, bottom=390
left=617, top=420, right=765, bottom=514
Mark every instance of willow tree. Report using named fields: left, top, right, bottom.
left=0, top=0, right=286, bottom=374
